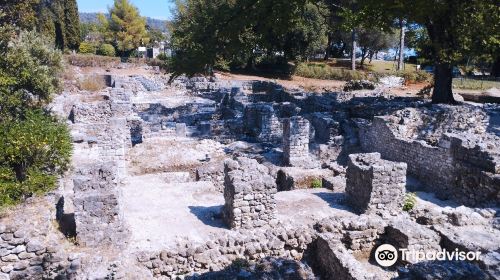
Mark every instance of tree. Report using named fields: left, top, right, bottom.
left=36, top=0, right=81, bottom=50
left=147, top=27, right=166, bottom=48
left=357, top=27, right=396, bottom=67
left=103, top=0, right=149, bottom=56
left=0, top=0, right=40, bottom=30
left=361, top=0, right=500, bottom=103
left=63, top=0, right=81, bottom=50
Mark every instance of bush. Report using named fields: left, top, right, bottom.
left=65, top=54, right=121, bottom=67
left=403, top=192, right=417, bottom=211
left=0, top=30, right=72, bottom=208
left=97, top=43, right=116, bottom=57
left=311, top=178, right=322, bottom=189
left=294, top=62, right=369, bottom=81
left=78, top=41, right=96, bottom=54
left=0, top=110, right=72, bottom=206
left=400, top=71, right=432, bottom=84
left=0, top=30, right=63, bottom=111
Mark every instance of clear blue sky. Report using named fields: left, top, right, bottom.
left=77, top=0, right=173, bottom=20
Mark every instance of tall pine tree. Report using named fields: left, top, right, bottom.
left=63, top=0, right=80, bottom=50
left=104, top=0, right=149, bottom=56
left=36, top=0, right=80, bottom=50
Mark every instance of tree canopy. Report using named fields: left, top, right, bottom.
left=100, top=0, right=149, bottom=56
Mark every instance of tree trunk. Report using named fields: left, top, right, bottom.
left=491, top=56, right=500, bottom=77
left=351, top=29, right=356, bottom=71
left=432, top=63, right=455, bottom=104
left=245, top=56, right=255, bottom=71
left=368, top=50, right=374, bottom=63
left=324, top=34, right=333, bottom=60
left=360, top=47, right=368, bottom=67
left=13, top=163, right=27, bottom=182
left=397, top=19, right=405, bottom=71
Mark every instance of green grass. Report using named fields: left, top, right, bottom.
left=453, top=78, right=500, bottom=91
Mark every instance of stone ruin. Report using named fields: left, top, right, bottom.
left=73, top=163, right=129, bottom=247
left=346, top=153, right=407, bottom=215
left=360, top=108, right=500, bottom=206
left=2, top=67, right=499, bottom=279
left=222, top=157, right=277, bottom=229
left=283, top=116, right=315, bottom=167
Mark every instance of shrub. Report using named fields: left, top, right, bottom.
left=403, top=192, right=417, bottom=211
left=0, top=30, right=72, bottom=208
left=0, top=30, right=63, bottom=112
left=311, top=178, right=322, bottom=189
left=65, top=54, right=121, bottom=67
left=97, top=43, right=116, bottom=57
left=343, top=80, right=376, bottom=91
left=400, top=71, right=432, bottom=84
left=294, top=62, right=369, bottom=81
left=78, top=41, right=96, bottom=54
left=0, top=110, right=72, bottom=207
left=78, top=75, right=107, bottom=92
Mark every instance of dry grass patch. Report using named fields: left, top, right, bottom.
left=78, top=75, right=107, bottom=92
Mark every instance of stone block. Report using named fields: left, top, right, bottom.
left=223, top=157, right=277, bottom=229
left=346, top=153, right=407, bottom=215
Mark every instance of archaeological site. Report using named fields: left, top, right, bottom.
left=1, top=62, right=498, bottom=280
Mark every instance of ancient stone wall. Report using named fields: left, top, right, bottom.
left=346, top=153, right=407, bottom=215
left=0, top=225, right=78, bottom=280
left=223, top=157, right=277, bottom=229
left=136, top=225, right=314, bottom=278
left=359, top=117, right=499, bottom=206
left=73, top=164, right=129, bottom=248
left=309, top=113, right=341, bottom=144
left=243, top=103, right=282, bottom=143
left=311, top=234, right=375, bottom=280
left=283, top=117, right=311, bottom=167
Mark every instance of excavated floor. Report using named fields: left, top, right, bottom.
left=121, top=173, right=356, bottom=251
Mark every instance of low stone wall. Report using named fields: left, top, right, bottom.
left=136, top=225, right=314, bottom=278
left=0, top=225, right=78, bottom=280
left=346, top=153, right=407, bottom=215
left=383, top=219, right=441, bottom=264
left=222, top=157, right=277, bottom=229
left=311, top=234, right=375, bottom=280
left=359, top=116, right=500, bottom=206
left=73, top=164, right=129, bottom=248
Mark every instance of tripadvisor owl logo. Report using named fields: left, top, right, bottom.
left=375, top=244, right=398, bottom=267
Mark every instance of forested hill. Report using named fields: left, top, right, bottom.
left=79, top=12, right=169, bottom=32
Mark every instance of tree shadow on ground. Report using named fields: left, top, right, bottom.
left=486, top=108, right=500, bottom=137
left=312, top=192, right=354, bottom=213
left=188, top=205, right=226, bottom=229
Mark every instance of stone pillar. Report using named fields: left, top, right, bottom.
left=73, top=163, right=128, bottom=247
left=223, top=157, right=277, bottom=229
left=283, top=117, right=310, bottom=166
left=346, top=153, right=407, bottom=215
